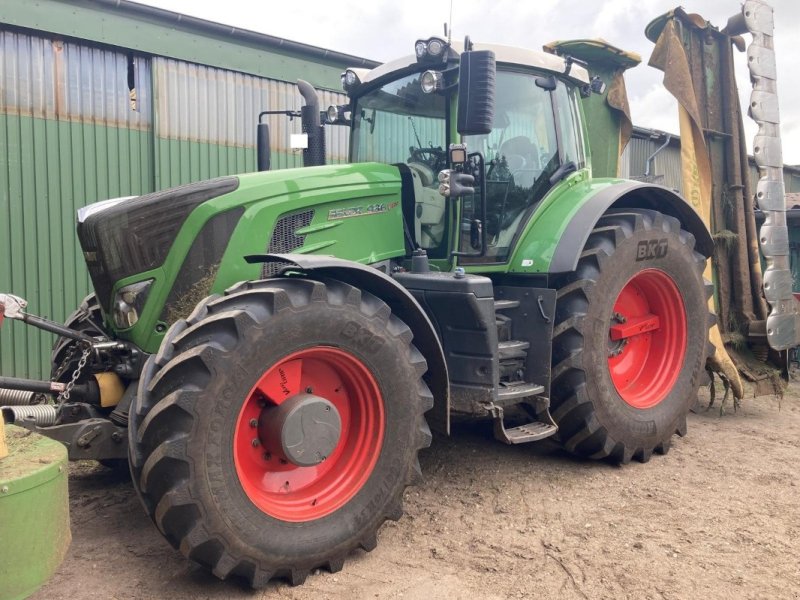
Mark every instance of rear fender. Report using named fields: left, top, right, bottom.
left=245, top=253, right=450, bottom=434
left=548, top=181, right=713, bottom=273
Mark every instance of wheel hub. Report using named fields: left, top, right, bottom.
left=607, top=268, right=687, bottom=409
left=259, top=393, right=342, bottom=467
left=233, top=346, right=385, bottom=522
left=607, top=312, right=629, bottom=357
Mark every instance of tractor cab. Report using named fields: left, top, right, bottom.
left=259, top=37, right=594, bottom=268
left=343, top=39, right=593, bottom=265
left=6, top=14, right=762, bottom=589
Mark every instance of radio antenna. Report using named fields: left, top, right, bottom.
left=447, top=0, right=453, bottom=44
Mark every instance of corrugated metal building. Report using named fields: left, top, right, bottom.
left=0, top=0, right=377, bottom=378
left=620, top=125, right=800, bottom=196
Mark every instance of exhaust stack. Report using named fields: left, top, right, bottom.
left=297, top=79, right=326, bottom=167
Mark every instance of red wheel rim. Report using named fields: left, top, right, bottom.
left=233, top=347, right=384, bottom=522
left=607, top=269, right=687, bottom=409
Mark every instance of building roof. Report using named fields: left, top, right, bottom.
left=0, top=0, right=380, bottom=90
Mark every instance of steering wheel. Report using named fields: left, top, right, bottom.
left=408, top=147, right=447, bottom=173
left=503, top=154, right=528, bottom=173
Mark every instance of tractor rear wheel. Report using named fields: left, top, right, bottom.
left=129, top=278, right=432, bottom=587
left=550, top=209, right=711, bottom=463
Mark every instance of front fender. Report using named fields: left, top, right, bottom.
left=245, top=253, right=450, bottom=435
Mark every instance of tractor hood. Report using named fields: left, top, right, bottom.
left=77, top=162, right=406, bottom=338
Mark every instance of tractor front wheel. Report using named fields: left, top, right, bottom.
left=129, top=278, right=432, bottom=587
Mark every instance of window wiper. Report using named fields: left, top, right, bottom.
left=549, top=160, right=577, bottom=186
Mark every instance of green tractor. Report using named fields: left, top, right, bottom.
left=0, top=36, right=715, bottom=586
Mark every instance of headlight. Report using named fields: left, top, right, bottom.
left=427, top=38, right=444, bottom=56
left=112, top=279, right=153, bottom=329
left=326, top=104, right=339, bottom=123
left=341, top=69, right=360, bottom=90
left=420, top=70, right=444, bottom=94
left=414, top=37, right=449, bottom=63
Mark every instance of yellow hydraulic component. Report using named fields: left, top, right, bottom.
left=94, top=372, right=125, bottom=408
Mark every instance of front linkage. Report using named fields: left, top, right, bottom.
left=0, top=293, right=143, bottom=461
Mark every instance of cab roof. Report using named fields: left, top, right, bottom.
left=354, top=41, right=591, bottom=88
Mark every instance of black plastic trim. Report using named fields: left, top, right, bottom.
left=79, top=176, right=239, bottom=311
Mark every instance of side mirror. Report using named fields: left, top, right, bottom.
left=457, top=50, right=496, bottom=136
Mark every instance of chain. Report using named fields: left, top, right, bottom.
left=57, top=344, right=91, bottom=403
left=53, top=343, right=78, bottom=382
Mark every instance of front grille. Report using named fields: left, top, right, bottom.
left=77, top=176, right=239, bottom=311
left=261, top=210, right=314, bottom=278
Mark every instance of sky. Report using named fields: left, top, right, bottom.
left=135, top=0, right=799, bottom=164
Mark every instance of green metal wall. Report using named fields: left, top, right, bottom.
left=0, top=117, right=154, bottom=378
left=0, top=24, right=350, bottom=379
left=151, top=57, right=348, bottom=189
left=0, top=30, right=155, bottom=379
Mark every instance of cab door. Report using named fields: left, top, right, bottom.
left=458, top=69, right=584, bottom=265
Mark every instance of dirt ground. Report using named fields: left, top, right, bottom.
left=33, top=381, right=800, bottom=600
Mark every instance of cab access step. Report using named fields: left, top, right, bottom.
left=490, top=295, right=558, bottom=444
left=487, top=392, right=558, bottom=444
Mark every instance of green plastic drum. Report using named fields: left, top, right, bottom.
left=0, top=425, right=70, bottom=600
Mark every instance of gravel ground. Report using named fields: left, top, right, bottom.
left=34, top=382, right=800, bottom=599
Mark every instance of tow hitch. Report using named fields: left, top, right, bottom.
left=0, top=294, right=134, bottom=461
left=0, top=293, right=102, bottom=404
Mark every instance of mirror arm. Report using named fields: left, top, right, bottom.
left=451, top=152, right=488, bottom=258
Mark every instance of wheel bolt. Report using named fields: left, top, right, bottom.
left=249, top=418, right=258, bottom=428
left=263, top=452, right=271, bottom=461
left=251, top=438, right=260, bottom=447
left=306, top=387, right=313, bottom=393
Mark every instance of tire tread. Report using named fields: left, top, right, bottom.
left=550, top=208, right=713, bottom=463
left=129, top=277, right=432, bottom=588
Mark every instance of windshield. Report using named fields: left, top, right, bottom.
left=352, top=71, right=449, bottom=168
left=352, top=71, right=451, bottom=255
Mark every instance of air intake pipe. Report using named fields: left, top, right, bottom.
left=297, top=79, right=326, bottom=167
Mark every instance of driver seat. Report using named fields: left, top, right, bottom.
left=499, top=136, right=539, bottom=188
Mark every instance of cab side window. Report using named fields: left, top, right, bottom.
left=553, top=82, right=586, bottom=168
left=462, top=71, right=558, bottom=262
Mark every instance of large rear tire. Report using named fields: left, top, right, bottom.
left=550, top=209, right=712, bottom=463
left=129, top=278, right=432, bottom=587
